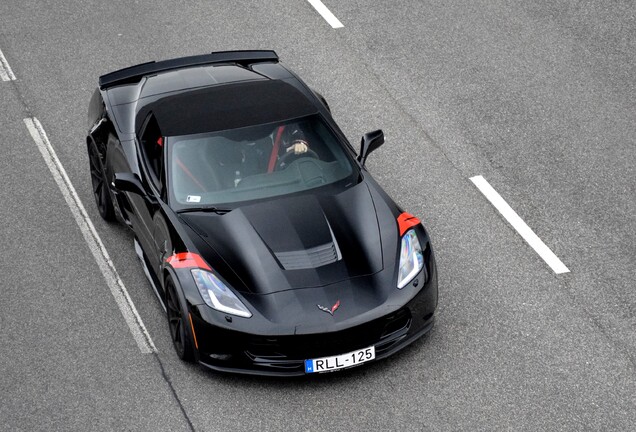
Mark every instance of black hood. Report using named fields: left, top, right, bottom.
left=180, top=183, right=384, bottom=294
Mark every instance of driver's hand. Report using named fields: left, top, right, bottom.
left=286, top=140, right=309, bottom=155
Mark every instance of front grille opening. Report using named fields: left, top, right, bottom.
left=380, top=309, right=411, bottom=340
left=245, top=337, right=286, bottom=360
left=244, top=309, right=413, bottom=368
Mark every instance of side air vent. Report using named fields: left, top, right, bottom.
left=275, top=242, right=339, bottom=270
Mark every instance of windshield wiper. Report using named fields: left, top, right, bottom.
left=176, top=206, right=231, bottom=215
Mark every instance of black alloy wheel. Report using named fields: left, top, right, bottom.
left=165, top=277, right=195, bottom=362
left=88, top=140, right=115, bottom=221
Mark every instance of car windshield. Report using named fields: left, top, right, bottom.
left=167, top=114, right=358, bottom=209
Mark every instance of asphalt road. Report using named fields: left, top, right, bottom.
left=1, top=1, right=635, bottom=430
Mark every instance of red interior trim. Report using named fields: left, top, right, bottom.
left=166, top=252, right=211, bottom=271
left=397, top=212, right=421, bottom=236
left=267, top=126, right=285, bottom=173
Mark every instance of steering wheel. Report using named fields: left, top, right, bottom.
left=277, top=149, right=319, bottom=170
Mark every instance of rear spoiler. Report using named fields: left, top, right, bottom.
left=98, top=50, right=279, bottom=89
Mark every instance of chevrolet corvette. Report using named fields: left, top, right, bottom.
left=86, top=50, right=437, bottom=375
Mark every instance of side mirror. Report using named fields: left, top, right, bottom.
left=114, top=172, right=146, bottom=196
left=357, top=130, right=384, bottom=166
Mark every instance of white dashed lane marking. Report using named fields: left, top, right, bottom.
left=24, top=117, right=157, bottom=354
left=470, top=175, right=570, bottom=274
left=0, top=48, right=17, bottom=81
left=307, top=0, right=344, bottom=28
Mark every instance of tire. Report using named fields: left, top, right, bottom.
left=87, top=139, right=115, bottom=221
left=165, top=276, right=195, bottom=362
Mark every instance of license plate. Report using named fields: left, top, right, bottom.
left=305, top=345, right=375, bottom=373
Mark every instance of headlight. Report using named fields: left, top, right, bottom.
left=397, top=229, right=424, bottom=289
left=191, top=269, right=252, bottom=318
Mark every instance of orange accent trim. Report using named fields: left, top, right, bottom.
left=189, top=313, right=199, bottom=350
left=166, top=252, right=211, bottom=271
left=176, top=157, right=207, bottom=192
left=397, top=212, right=421, bottom=236
left=267, top=126, right=285, bottom=173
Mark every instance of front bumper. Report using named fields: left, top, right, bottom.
left=189, top=255, right=438, bottom=376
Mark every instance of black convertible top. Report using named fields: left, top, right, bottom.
left=136, top=79, right=318, bottom=136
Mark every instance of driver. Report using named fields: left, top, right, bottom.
left=285, top=138, right=309, bottom=155
left=266, top=124, right=315, bottom=172
left=283, top=127, right=310, bottom=155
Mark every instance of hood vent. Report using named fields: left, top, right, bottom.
left=274, top=222, right=342, bottom=270
left=275, top=241, right=338, bottom=270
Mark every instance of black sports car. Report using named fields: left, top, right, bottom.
left=87, top=51, right=437, bottom=376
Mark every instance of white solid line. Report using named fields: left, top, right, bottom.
left=24, top=118, right=157, bottom=353
left=470, top=175, right=570, bottom=274
left=0, top=48, right=17, bottom=81
left=307, top=0, right=344, bottom=28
